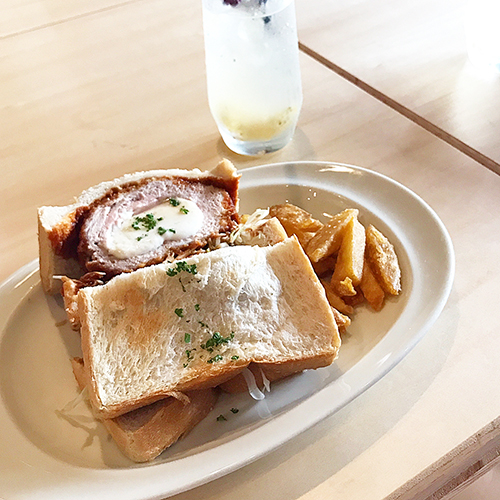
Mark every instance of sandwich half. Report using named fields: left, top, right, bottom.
left=38, top=159, right=239, bottom=294
left=78, top=236, right=341, bottom=419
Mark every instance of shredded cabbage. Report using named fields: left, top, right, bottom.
left=259, top=366, right=271, bottom=393
left=241, top=367, right=272, bottom=400
left=229, top=209, right=270, bottom=245
left=55, top=387, right=100, bottom=448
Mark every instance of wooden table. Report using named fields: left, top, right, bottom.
left=1, top=1, right=500, bottom=499
left=296, top=0, right=500, bottom=174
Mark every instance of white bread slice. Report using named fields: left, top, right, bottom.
left=38, top=159, right=239, bottom=294
left=79, top=237, right=341, bottom=419
left=71, top=358, right=217, bottom=462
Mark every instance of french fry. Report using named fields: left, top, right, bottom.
left=331, top=216, right=366, bottom=294
left=312, top=255, right=337, bottom=277
left=343, top=290, right=366, bottom=308
left=268, top=204, right=402, bottom=335
left=336, top=277, right=357, bottom=297
left=365, top=224, right=401, bottom=295
left=359, top=260, right=385, bottom=311
left=321, top=279, right=354, bottom=315
left=306, top=208, right=358, bottom=263
left=269, top=203, right=323, bottom=248
left=331, top=307, right=351, bottom=334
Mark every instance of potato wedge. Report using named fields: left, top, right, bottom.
left=331, top=307, right=351, bottom=334
left=331, top=216, right=366, bottom=294
left=336, top=277, right=357, bottom=297
left=359, top=260, right=385, bottom=311
left=321, top=279, right=354, bottom=315
left=343, top=290, right=366, bottom=308
left=365, top=224, right=401, bottom=295
left=269, top=203, right=323, bottom=248
left=306, top=208, right=359, bottom=263
left=312, top=255, right=337, bottom=277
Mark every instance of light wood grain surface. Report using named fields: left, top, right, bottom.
left=1, top=1, right=500, bottom=499
left=296, top=0, right=500, bottom=173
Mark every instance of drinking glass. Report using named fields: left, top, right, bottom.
left=202, top=0, right=303, bottom=155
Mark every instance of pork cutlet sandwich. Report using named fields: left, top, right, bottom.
left=38, top=159, right=240, bottom=294
left=38, top=160, right=341, bottom=462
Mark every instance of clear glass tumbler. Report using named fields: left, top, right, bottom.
left=202, top=0, right=303, bottom=156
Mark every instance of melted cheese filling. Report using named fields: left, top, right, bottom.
left=106, top=198, right=204, bottom=259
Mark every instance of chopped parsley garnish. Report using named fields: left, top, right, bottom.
left=207, top=354, right=223, bottom=363
left=131, top=213, right=176, bottom=240
left=175, top=308, right=235, bottom=368
left=132, top=213, right=158, bottom=231
left=166, top=261, right=198, bottom=277
left=183, top=348, right=195, bottom=368
left=216, top=408, right=238, bottom=421
left=167, top=198, right=189, bottom=214
left=158, top=226, right=174, bottom=236
left=201, top=332, right=234, bottom=353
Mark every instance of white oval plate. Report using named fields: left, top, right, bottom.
left=0, top=162, right=454, bottom=500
